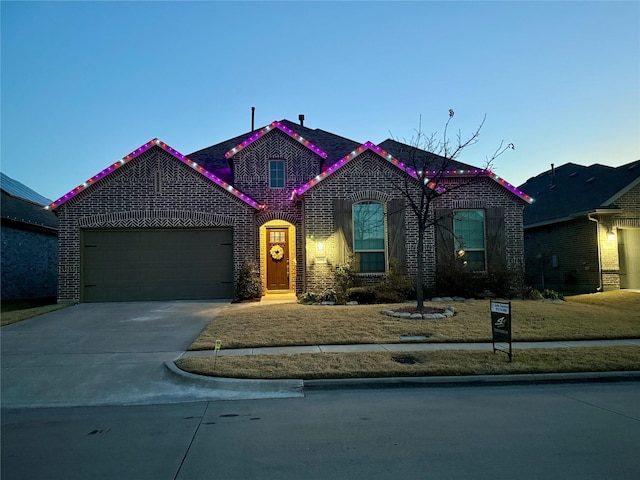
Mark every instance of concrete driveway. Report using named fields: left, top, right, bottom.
left=1, top=301, right=301, bottom=408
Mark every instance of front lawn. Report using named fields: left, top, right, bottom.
left=188, top=291, right=640, bottom=350
left=180, top=291, right=640, bottom=379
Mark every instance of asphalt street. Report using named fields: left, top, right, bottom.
left=2, top=382, right=639, bottom=479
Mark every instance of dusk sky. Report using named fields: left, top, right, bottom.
left=2, top=1, right=638, bottom=203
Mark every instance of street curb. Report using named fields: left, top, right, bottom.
left=164, top=361, right=305, bottom=396
left=303, top=371, right=640, bottom=391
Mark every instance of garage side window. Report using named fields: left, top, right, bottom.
left=269, top=160, right=285, bottom=188
left=453, top=209, right=486, bottom=271
left=353, top=201, right=385, bottom=273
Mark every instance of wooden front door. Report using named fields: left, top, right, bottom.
left=266, top=228, right=289, bottom=290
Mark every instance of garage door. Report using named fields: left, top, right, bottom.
left=619, top=228, right=640, bottom=289
left=82, top=228, right=233, bottom=302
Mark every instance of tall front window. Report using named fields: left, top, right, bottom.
left=353, top=201, right=385, bottom=273
left=269, top=160, right=285, bottom=188
left=453, top=209, right=486, bottom=271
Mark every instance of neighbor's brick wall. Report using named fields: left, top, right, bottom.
left=523, top=217, right=600, bottom=293
left=55, top=147, right=257, bottom=302
left=301, top=150, right=526, bottom=293
left=1, top=225, right=58, bottom=301
left=614, top=183, right=640, bottom=213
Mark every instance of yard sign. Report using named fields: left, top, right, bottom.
left=490, top=300, right=512, bottom=362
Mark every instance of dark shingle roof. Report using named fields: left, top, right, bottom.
left=1, top=174, right=58, bottom=230
left=1, top=172, right=51, bottom=206
left=1, top=191, right=58, bottom=230
left=187, top=119, right=363, bottom=183
left=518, top=160, right=640, bottom=227
left=186, top=120, right=484, bottom=185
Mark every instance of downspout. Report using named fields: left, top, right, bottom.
left=587, top=213, right=604, bottom=292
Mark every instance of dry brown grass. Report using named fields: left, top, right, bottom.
left=176, top=346, right=640, bottom=379
left=189, top=291, right=640, bottom=350
left=0, top=302, right=74, bottom=327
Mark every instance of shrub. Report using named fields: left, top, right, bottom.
left=235, top=260, right=263, bottom=300
left=436, top=267, right=486, bottom=298
left=522, top=286, right=564, bottom=300
left=542, top=289, right=564, bottom=300
left=380, top=258, right=415, bottom=300
left=522, top=286, right=544, bottom=300
left=298, top=292, right=320, bottom=304
left=372, top=284, right=405, bottom=303
left=486, top=268, right=523, bottom=298
left=320, top=288, right=338, bottom=303
left=334, top=258, right=361, bottom=302
left=346, top=286, right=376, bottom=304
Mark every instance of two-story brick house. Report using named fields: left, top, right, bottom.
left=48, top=119, right=533, bottom=302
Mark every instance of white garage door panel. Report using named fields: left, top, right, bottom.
left=619, top=228, right=640, bottom=289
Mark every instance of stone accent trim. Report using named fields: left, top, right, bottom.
left=78, top=210, right=237, bottom=228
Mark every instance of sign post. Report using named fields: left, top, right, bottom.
left=214, top=339, right=222, bottom=370
left=490, top=300, right=512, bottom=362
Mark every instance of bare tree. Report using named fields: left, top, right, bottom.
left=391, top=110, right=513, bottom=310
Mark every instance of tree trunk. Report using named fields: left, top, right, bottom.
left=416, top=225, right=425, bottom=311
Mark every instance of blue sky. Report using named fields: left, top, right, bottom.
left=2, top=1, right=639, bottom=202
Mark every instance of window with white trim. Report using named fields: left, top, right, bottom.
left=269, top=160, right=285, bottom=188
left=453, top=209, right=486, bottom=271
left=353, top=201, right=385, bottom=273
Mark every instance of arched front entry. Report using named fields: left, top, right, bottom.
left=260, top=220, right=296, bottom=293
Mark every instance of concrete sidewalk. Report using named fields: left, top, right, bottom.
left=181, top=338, right=640, bottom=358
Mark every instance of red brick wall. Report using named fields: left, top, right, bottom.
left=55, top=147, right=257, bottom=302
left=524, top=217, right=600, bottom=293
left=301, top=150, right=526, bottom=292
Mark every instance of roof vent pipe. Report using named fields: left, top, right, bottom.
left=251, top=107, right=255, bottom=131
left=550, top=163, right=555, bottom=186
left=299, top=114, right=305, bottom=127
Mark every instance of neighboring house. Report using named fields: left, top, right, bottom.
left=47, top=119, right=532, bottom=303
left=1, top=172, right=58, bottom=303
left=519, top=160, right=640, bottom=293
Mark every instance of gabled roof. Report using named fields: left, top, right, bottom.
left=46, top=139, right=264, bottom=211
left=377, top=139, right=477, bottom=171
left=292, top=140, right=534, bottom=204
left=1, top=172, right=51, bottom=206
left=187, top=119, right=362, bottom=183
left=1, top=173, right=57, bottom=230
left=519, top=159, right=640, bottom=227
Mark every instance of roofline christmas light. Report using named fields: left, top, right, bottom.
left=46, top=139, right=264, bottom=211
left=225, top=121, right=328, bottom=159
left=291, top=141, right=534, bottom=204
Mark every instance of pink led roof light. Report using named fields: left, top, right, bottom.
left=291, top=141, right=535, bottom=204
left=46, top=139, right=265, bottom=211
left=225, top=121, right=328, bottom=159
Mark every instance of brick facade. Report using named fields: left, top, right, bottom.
left=1, top=225, right=58, bottom=301
left=524, top=217, right=600, bottom=293
left=55, top=147, right=257, bottom=302
left=53, top=128, right=528, bottom=301
left=301, top=150, right=526, bottom=293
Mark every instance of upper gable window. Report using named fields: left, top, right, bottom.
left=353, top=201, right=386, bottom=274
left=453, top=209, right=486, bottom=271
left=269, top=160, right=285, bottom=188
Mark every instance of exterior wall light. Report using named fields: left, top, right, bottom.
left=317, top=242, right=324, bottom=252
left=606, top=229, right=615, bottom=241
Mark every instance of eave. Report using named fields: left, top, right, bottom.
left=46, top=139, right=265, bottom=211
left=290, top=141, right=535, bottom=204
left=225, top=121, right=329, bottom=159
